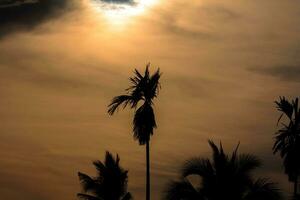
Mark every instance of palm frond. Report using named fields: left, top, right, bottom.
left=78, top=172, right=99, bottom=193
left=292, top=98, right=299, bottom=117
left=127, top=69, right=145, bottom=107
left=108, top=95, right=135, bottom=115
left=181, top=158, right=213, bottom=178
left=122, top=192, right=133, bottom=200
left=92, top=160, right=106, bottom=183
left=77, top=193, right=103, bottom=200
left=208, top=140, right=220, bottom=161
left=134, top=68, right=144, bottom=81
left=164, top=180, right=203, bottom=200
left=104, top=151, right=119, bottom=169
left=273, top=121, right=298, bottom=158
left=273, top=124, right=292, bottom=156
left=144, top=63, right=150, bottom=80
left=231, top=142, right=240, bottom=163
left=129, top=69, right=143, bottom=86
left=244, top=178, right=282, bottom=200
left=238, top=154, right=261, bottom=173
left=207, top=140, right=217, bottom=150
left=149, top=68, right=161, bottom=99
left=275, top=96, right=294, bottom=121
left=208, top=140, right=228, bottom=172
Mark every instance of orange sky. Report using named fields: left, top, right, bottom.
left=0, top=0, right=300, bottom=199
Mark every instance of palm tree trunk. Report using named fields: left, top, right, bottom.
left=146, top=140, right=150, bottom=200
left=294, top=175, right=298, bottom=197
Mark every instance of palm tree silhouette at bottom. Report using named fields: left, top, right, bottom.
left=273, top=96, right=300, bottom=198
left=77, top=151, right=132, bottom=200
left=164, top=140, right=282, bottom=200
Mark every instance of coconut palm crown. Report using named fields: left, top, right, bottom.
left=77, top=151, right=132, bottom=200
left=164, top=140, right=282, bottom=200
left=108, top=64, right=161, bottom=145
left=273, top=96, right=300, bottom=196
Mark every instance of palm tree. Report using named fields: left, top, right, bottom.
left=77, top=151, right=132, bottom=200
left=273, top=96, right=300, bottom=198
left=164, top=140, right=282, bottom=200
left=108, top=64, right=161, bottom=200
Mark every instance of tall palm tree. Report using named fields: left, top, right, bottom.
left=164, top=140, right=282, bottom=200
left=77, top=151, right=132, bottom=200
left=108, top=64, right=161, bottom=200
left=273, top=96, right=300, bottom=197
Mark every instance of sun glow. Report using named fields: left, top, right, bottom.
left=90, top=0, right=158, bottom=25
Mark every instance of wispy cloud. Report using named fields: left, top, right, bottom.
left=250, top=65, right=300, bottom=82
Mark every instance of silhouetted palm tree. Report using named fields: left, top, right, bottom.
left=77, top=151, right=132, bottom=200
left=164, top=140, right=282, bottom=200
left=108, top=64, right=161, bottom=200
left=273, top=96, right=300, bottom=197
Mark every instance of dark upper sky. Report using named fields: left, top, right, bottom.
left=0, top=0, right=300, bottom=200
left=0, top=0, right=78, bottom=38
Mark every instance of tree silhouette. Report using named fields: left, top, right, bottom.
left=77, top=151, right=132, bottom=200
left=108, top=64, right=161, bottom=200
left=164, top=140, right=282, bottom=200
left=273, top=96, right=300, bottom=198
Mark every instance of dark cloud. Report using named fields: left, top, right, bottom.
left=251, top=65, right=300, bottom=82
left=98, top=0, right=135, bottom=5
left=0, top=0, right=78, bottom=39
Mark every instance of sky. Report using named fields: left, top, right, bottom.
left=0, top=0, right=300, bottom=199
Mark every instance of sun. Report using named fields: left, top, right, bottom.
left=90, top=0, right=158, bottom=25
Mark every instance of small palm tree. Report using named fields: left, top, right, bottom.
left=273, top=96, right=300, bottom=197
left=108, top=64, right=161, bottom=200
left=77, top=151, right=132, bottom=200
left=164, top=140, right=282, bottom=200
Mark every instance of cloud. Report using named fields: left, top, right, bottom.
left=250, top=65, right=300, bottom=82
left=154, top=3, right=241, bottom=40
left=99, top=0, right=135, bottom=4
left=0, top=0, right=79, bottom=39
